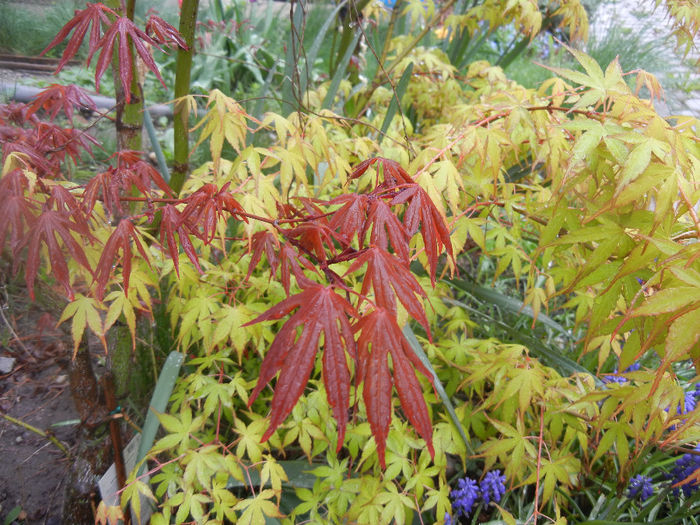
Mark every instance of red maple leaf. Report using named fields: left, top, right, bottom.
left=48, top=185, right=90, bottom=229
left=41, top=3, right=115, bottom=72
left=0, top=170, right=36, bottom=255
left=145, top=15, right=188, bottom=50
left=0, top=102, right=39, bottom=127
left=94, top=16, right=165, bottom=101
left=27, top=84, right=97, bottom=123
left=363, top=198, right=409, bottom=262
left=180, top=183, right=246, bottom=244
left=278, top=243, right=317, bottom=295
left=282, top=198, right=340, bottom=263
left=114, top=151, right=173, bottom=196
left=245, top=284, right=357, bottom=450
left=34, top=122, right=99, bottom=169
left=355, top=308, right=435, bottom=468
left=284, top=221, right=338, bottom=264
left=1, top=139, right=57, bottom=176
left=327, top=193, right=368, bottom=245
left=83, top=151, right=171, bottom=215
left=349, top=157, right=414, bottom=190
left=159, top=204, right=203, bottom=277
left=20, top=206, right=94, bottom=301
left=93, top=218, right=150, bottom=300
left=345, top=246, right=431, bottom=337
left=83, top=167, right=122, bottom=215
left=392, top=184, right=454, bottom=285
left=244, top=230, right=280, bottom=282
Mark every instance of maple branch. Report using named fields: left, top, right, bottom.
left=117, top=195, right=336, bottom=226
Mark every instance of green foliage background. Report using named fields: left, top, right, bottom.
left=118, top=3, right=698, bottom=519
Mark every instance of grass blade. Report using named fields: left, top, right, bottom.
left=321, top=32, right=361, bottom=110
left=402, top=324, right=475, bottom=455
left=143, top=106, right=170, bottom=183
left=448, top=278, right=572, bottom=339
left=300, top=1, right=348, bottom=96
left=378, top=61, right=413, bottom=145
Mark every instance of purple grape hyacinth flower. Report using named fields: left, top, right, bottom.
left=450, top=476, right=479, bottom=518
left=683, top=388, right=697, bottom=413
left=603, top=362, right=641, bottom=384
left=669, top=444, right=700, bottom=497
left=628, top=474, right=654, bottom=501
left=480, top=470, right=506, bottom=504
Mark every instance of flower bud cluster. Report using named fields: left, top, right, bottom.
left=444, top=470, right=506, bottom=524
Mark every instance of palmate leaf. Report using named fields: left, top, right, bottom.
left=159, top=204, right=202, bottom=277
left=283, top=198, right=340, bottom=264
left=180, top=182, right=246, bottom=244
left=84, top=151, right=171, bottom=216
left=245, top=284, right=357, bottom=451
left=326, top=194, right=410, bottom=261
left=348, top=157, right=414, bottom=189
left=144, top=15, right=187, bottom=50
left=356, top=308, right=435, bottom=469
left=363, top=199, right=410, bottom=262
left=93, top=218, right=151, bottom=300
left=27, top=84, right=97, bottom=124
left=0, top=170, right=36, bottom=254
left=346, top=157, right=454, bottom=283
left=34, top=122, right=99, bottom=168
left=391, top=184, right=454, bottom=285
left=244, top=230, right=280, bottom=282
left=345, top=246, right=431, bottom=337
left=21, top=206, right=94, bottom=301
left=327, top=193, right=369, bottom=245
left=94, top=16, right=165, bottom=101
left=40, top=3, right=114, bottom=72
left=113, top=150, right=173, bottom=197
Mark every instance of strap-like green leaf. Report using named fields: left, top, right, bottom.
left=448, top=278, right=572, bottom=339
left=402, top=324, right=475, bottom=455
left=321, top=32, right=361, bottom=110
left=378, top=62, right=413, bottom=145
left=136, top=351, right=185, bottom=473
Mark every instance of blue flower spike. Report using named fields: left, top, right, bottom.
left=628, top=475, right=654, bottom=501
left=450, top=476, right=479, bottom=518
left=480, top=470, right=506, bottom=504
left=669, top=444, right=700, bottom=497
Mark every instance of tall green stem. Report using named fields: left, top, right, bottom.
left=170, top=0, right=200, bottom=196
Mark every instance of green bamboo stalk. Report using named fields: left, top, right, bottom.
left=170, top=0, right=200, bottom=196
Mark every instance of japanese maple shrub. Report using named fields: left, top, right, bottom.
left=0, top=0, right=455, bottom=514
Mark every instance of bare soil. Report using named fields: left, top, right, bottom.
left=0, top=293, right=82, bottom=524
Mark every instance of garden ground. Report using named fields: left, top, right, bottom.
left=0, top=295, right=79, bottom=524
